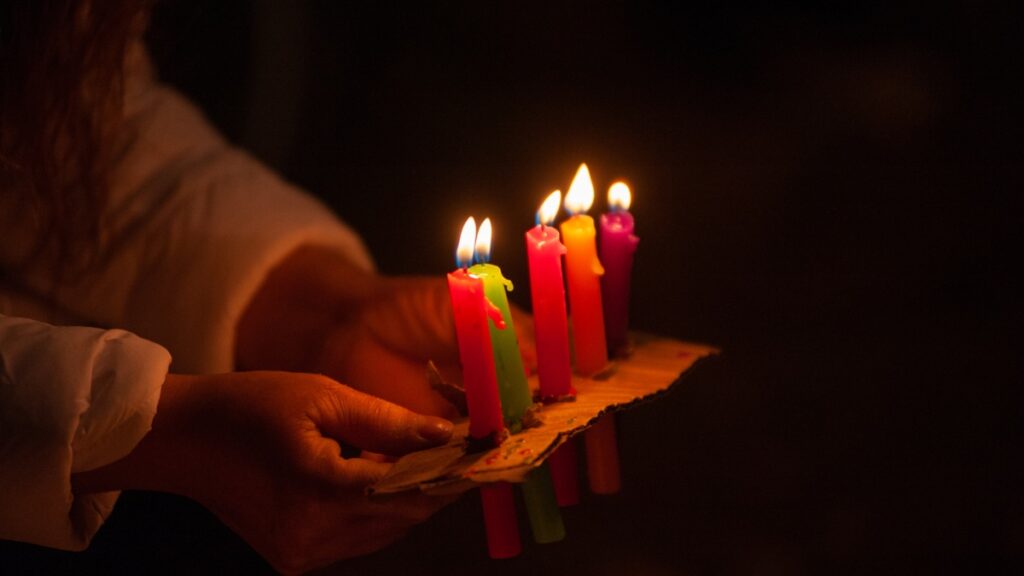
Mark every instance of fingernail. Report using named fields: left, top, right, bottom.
left=418, top=417, right=454, bottom=443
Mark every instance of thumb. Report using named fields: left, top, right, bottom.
left=317, top=384, right=454, bottom=456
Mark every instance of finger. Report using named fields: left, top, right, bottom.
left=308, top=435, right=392, bottom=486
left=309, top=443, right=456, bottom=521
left=316, top=384, right=454, bottom=456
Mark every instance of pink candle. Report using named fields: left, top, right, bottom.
left=525, top=191, right=580, bottom=506
left=525, top=191, right=573, bottom=400
left=600, top=182, right=639, bottom=357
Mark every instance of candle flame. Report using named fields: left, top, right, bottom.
left=475, top=217, right=493, bottom=263
left=537, top=190, right=561, bottom=226
left=564, top=163, right=594, bottom=216
left=456, top=217, right=476, bottom=268
left=608, top=181, right=632, bottom=211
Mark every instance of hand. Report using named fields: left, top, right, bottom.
left=236, top=245, right=538, bottom=418
left=73, top=372, right=456, bottom=574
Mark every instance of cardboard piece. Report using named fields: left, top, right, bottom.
left=370, top=334, right=718, bottom=496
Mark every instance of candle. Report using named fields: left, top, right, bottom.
left=479, top=482, right=521, bottom=558
left=583, top=415, right=621, bottom=495
left=468, top=218, right=533, bottom=429
left=525, top=191, right=574, bottom=400
left=447, top=217, right=505, bottom=442
left=446, top=217, right=521, bottom=558
left=473, top=218, right=565, bottom=543
left=560, top=163, right=609, bottom=375
left=560, top=164, right=620, bottom=496
left=525, top=190, right=580, bottom=506
left=600, top=182, right=639, bottom=356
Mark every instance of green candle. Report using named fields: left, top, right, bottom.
left=467, top=262, right=532, bottom=429
left=471, top=218, right=565, bottom=543
left=520, top=467, right=566, bottom=543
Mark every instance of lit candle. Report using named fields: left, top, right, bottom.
left=525, top=192, right=574, bottom=400
left=447, top=217, right=505, bottom=443
left=560, top=163, right=608, bottom=375
left=473, top=218, right=566, bottom=543
left=525, top=190, right=580, bottom=506
left=468, top=218, right=533, bottom=430
left=600, top=182, right=639, bottom=357
left=560, top=164, right=620, bottom=496
left=446, top=217, right=521, bottom=558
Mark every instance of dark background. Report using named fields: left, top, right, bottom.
left=5, top=1, right=1019, bottom=574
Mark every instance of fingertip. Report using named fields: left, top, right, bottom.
left=416, top=416, right=453, bottom=444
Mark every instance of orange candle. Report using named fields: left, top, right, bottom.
left=560, top=164, right=608, bottom=375
left=560, top=163, right=621, bottom=495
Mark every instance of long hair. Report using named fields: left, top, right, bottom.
left=1, top=1, right=151, bottom=278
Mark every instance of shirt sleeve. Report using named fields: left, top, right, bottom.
left=0, top=314, right=170, bottom=550
left=0, top=43, right=373, bottom=374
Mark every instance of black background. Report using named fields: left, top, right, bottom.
left=4, top=1, right=1019, bottom=574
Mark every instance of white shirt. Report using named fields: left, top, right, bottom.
left=0, top=44, right=371, bottom=550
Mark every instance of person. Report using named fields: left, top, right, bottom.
left=0, top=3, right=533, bottom=573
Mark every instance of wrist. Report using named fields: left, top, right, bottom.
left=71, top=373, right=202, bottom=497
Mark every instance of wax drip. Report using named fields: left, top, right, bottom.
left=484, top=297, right=506, bottom=329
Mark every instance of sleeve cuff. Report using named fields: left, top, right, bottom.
left=0, top=316, right=170, bottom=550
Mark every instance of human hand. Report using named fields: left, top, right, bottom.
left=73, top=372, right=456, bottom=574
left=236, top=245, right=538, bottom=418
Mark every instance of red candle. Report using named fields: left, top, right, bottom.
left=447, top=217, right=521, bottom=557
left=600, top=182, right=639, bottom=357
left=480, top=483, right=521, bottom=558
left=447, top=268, right=504, bottom=441
left=560, top=164, right=608, bottom=375
left=525, top=191, right=580, bottom=506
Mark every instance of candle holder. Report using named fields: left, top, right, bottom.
left=369, top=333, right=718, bottom=496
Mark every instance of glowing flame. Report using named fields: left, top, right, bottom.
left=456, top=217, right=476, bottom=268
left=608, top=182, right=632, bottom=211
left=564, top=163, right=594, bottom=216
left=475, top=217, right=493, bottom=263
left=537, top=190, right=561, bottom=226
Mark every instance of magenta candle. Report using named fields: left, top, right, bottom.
left=525, top=191, right=580, bottom=506
left=599, top=182, right=639, bottom=356
left=525, top=192, right=573, bottom=399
